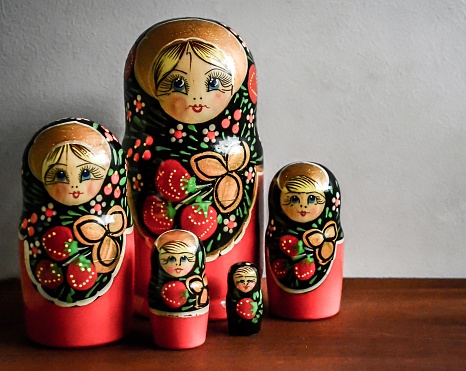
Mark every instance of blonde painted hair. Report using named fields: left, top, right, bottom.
left=159, top=241, right=197, bottom=255
left=233, top=266, right=257, bottom=283
left=42, top=143, right=109, bottom=184
left=285, top=175, right=320, bottom=193
left=152, top=39, right=233, bottom=95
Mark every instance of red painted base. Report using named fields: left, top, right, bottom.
left=150, top=310, right=209, bottom=349
left=134, top=202, right=260, bottom=321
left=19, top=232, right=135, bottom=348
left=266, top=242, right=344, bottom=320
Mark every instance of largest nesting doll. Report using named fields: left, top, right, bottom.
left=19, top=118, right=134, bottom=347
left=123, top=18, right=263, bottom=319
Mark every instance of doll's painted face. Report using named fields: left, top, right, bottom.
left=280, top=176, right=326, bottom=223
left=159, top=241, right=197, bottom=278
left=233, top=266, right=257, bottom=293
left=154, top=41, right=233, bottom=124
left=42, top=143, right=109, bottom=206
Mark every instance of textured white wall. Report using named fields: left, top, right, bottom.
left=1, top=0, right=465, bottom=279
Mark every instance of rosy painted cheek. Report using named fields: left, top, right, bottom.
left=46, top=184, right=71, bottom=205
left=166, top=96, right=188, bottom=121
left=209, top=93, right=226, bottom=110
left=84, top=180, right=101, bottom=200
left=237, top=284, right=248, bottom=292
left=164, top=266, right=176, bottom=276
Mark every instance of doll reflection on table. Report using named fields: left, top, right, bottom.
left=226, top=262, right=263, bottom=336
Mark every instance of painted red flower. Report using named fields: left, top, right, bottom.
left=21, top=213, right=38, bottom=237
left=248, top=64, right=258, bottom=104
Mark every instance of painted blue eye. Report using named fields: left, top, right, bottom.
left=173, top=78, right=186, bottom=92
left=81, top=169, right=91, bottom=181
left=290, top=195, right=300, bottom=204
left=55, top=171, right=67, bottom=182
left=207, top=77, right=220, bottom=91
left=180, top=256, right=187, bottom=263
left=168, top=256, right=176, bottom=263
left=308, top=195, right=316, bottom=204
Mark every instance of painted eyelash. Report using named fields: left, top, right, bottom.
left=158, top=74, right=189, bottom=94
left=79, top=165, right=105, bottom=181
left=44, top=167, right=69, bottom=184
left=312, top=194, right=326, bottom=204
left=205, top=70, right=232, bottom=90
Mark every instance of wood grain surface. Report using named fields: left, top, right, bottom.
left=1, top=278, right=465, bottom=370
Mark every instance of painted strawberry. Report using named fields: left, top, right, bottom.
left=236, top=298, right=257, bottom=320
left=180, top=197, right=218, bottom=241
left=272, top=258, right=288, bottom=279
left=161, top=280, right=188, bottom=309
left=42, top=226, right=78, bottom=262
left=294, top=257, right=316, bottom=281
left=142, top=195, right=175, bottom=235
left=279, top=235, right=305, bottom=259
left=35, top=259, right=64, bottom=289
left=66, top=255, right=98, bottom=291
left=155, top=159, right=196, bottom=202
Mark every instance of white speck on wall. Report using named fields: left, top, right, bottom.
left=1, top=0, right=466, bottom=279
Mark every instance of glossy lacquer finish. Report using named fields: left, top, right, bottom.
left=148, top=229, right=209, bottom=349
left=265, top=162, right=344, bottom=320
left=18, top=118, right=134, bottom=347
left=123, top=18, right=263, bottom=320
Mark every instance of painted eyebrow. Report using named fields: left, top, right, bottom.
left=46, top=162, right=67, bottom=172
left=204, top=67, right=230, bottom=75
left=76, top=162, right=106, bottom=170
left=49, top=162, right=67, bottom=167
left=172, top=68, right=187, bottom=75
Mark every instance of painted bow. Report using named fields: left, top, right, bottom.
left=190, top=140, right=250, bottom=213
left=73, top=205, right=127, bottom=273
left=302, top=221, right=338, bottom=265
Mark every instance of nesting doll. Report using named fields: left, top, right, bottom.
left=18, top=118, right=134, bottom=347
left=265, top=162, right=344, bottom=320
left=226, top=262, right=263, bottom=336
left=148, top=229, right=209, bottom=349
left=123, top=18, right=263, bottom=320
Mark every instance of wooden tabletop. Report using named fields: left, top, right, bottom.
left=1, top=278, right=465, bottom=370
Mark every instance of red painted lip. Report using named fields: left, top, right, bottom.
left=175, top=268, right=183, bottom=274
left=188, top=104, right=209, bottom=113
left=299, top=211, right=309, bottom=217
left=70, top=191, right=83, bottom=199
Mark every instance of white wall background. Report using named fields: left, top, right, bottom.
left=1, top=0, right=465, bottom=280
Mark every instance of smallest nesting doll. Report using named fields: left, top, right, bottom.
left=226, top=262, right=263, bottom=336
left=148, top=229, right=209, bottom=349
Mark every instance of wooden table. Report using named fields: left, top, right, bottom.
left=1, top=278, right=465, bottom=370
